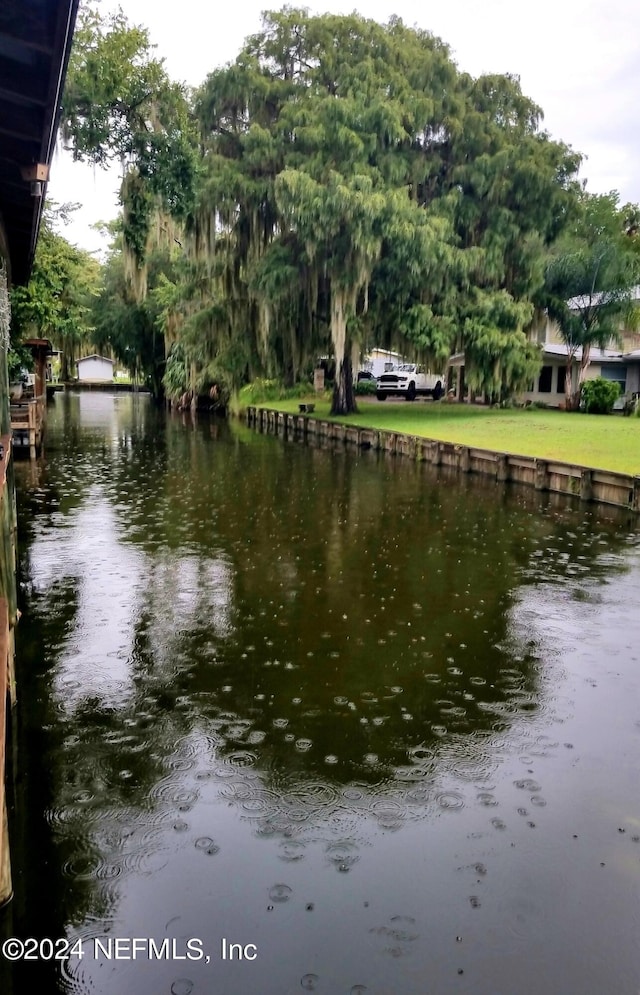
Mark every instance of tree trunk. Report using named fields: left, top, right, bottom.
left=151, top=362, right=164, bottom=402
left=564, top=359, right=574, bottom=409
left=327, top=284, right=358, bottom=415
left=575, top=344, right=592, bottom=410
left=331, top=355, right=358, bottom=415
left=190, top=361, right=197, bottom=412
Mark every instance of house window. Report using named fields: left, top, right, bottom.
left=557, top=367, right=565, bottom=393
left=538, top=366, right=553, bottom=393
left=600, top=364, right=627, bottom=394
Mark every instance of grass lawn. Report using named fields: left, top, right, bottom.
left=267, top=397, right=640, bottom=475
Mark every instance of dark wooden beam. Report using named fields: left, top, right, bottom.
left=0, top=84, right=48, bottom=109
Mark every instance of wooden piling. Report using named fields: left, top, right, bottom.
left=457, top=445, right=471, bottom=473
left=535, top=459, right=549, bottom=491
left=496, top=453, right=509, bottom=483
left=580, top=468, right=593, bottom=503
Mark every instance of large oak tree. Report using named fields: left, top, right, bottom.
left=191, top=9, right=581, bottom=411
left=62, top=6, right=583, bottom=411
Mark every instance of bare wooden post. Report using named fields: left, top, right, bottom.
left=382, top=432, right=397, bottom=454
left=535, top=459, right=549, bottom=491
left=496, top=453, right=509, bottom=483
left=457, top=446, right=470, bottom=473
left=580, top=469, right=593, bottom=503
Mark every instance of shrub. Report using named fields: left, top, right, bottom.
left=238, top=379, right=314, bottom=405
left=354, top=379, right=378, bottom=395
left=163, top=342, right=188, bottom=400
left=580, top=377, right=620, bottom=414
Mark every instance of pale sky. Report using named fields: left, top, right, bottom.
left=48, top=0, right=640, bottom=255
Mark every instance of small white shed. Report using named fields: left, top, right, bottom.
left=76, top=355, right=114, bottom=382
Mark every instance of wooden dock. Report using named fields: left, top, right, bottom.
left=10, top=390, right=45, bottom=458
left=10, top=338, right=53, bottom=458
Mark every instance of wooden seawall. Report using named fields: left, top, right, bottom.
left=246, top=407, right=640, bottom=516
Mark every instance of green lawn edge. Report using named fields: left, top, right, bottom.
left=260, top=398, right=640, bottom=476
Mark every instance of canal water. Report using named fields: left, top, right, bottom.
left=2, top=391, right=640, bottom=994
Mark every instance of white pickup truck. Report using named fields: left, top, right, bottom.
left=376, top=364, right=445, bottom=401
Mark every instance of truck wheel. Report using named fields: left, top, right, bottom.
left=432, top=381, right=443, bottom=401
left=376, top=393, right=387, bottom=401
left=406, top=383, right=416, bottom=401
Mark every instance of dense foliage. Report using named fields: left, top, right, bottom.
left=580, top=376, right=620, bottom=414
left=61, top=5, right=198, bottom=297
left=57, top=4, right=640, bottom=415
left=188, top=9, right=581, bottom=411
left=10, top=203, right=101, bottom=379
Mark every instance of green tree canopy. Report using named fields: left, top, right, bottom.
left=61, top=4, right=198, bottom=296
left=60, top=6, right=584, bottom=411
left=10, top=203, right=101, bottom=380
left=189, top=9, right=581, bottom=411
left=91, top=222, right=186, bottom=397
